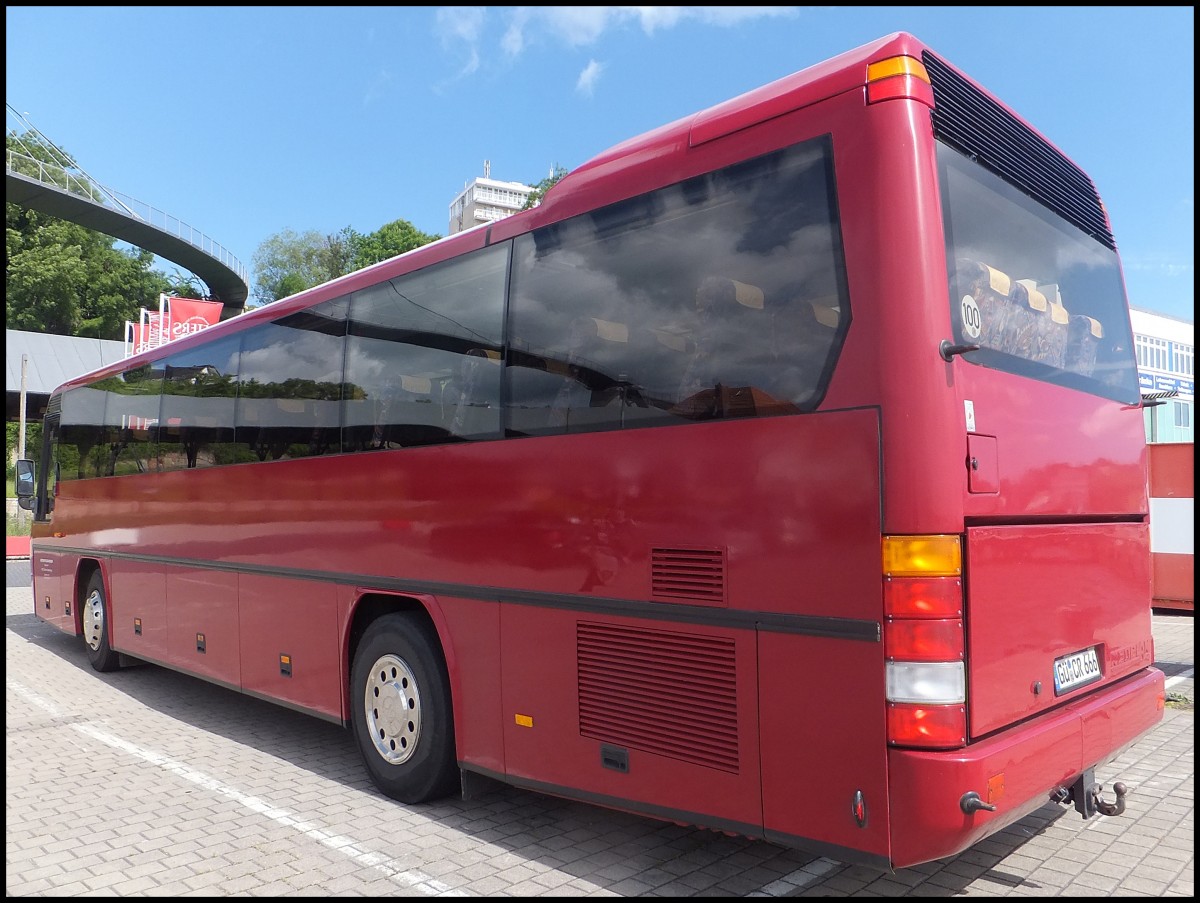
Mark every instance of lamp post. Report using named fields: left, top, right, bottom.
left=18, top=353, right=28, bottom=461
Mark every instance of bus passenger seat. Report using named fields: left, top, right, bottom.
left=1065, top=314, right=1104, bottom=376
left=374, top=374, right=436, bottom=447
left=1039, top=283, right=1070, bottom=368
left=447, top=348, right=501, bottom=437
left=1011, top=279, right=1068, bottom=367
left=807, top=300, right=840, bottom=330
left=957, top=259, right=1014, bottom=350
left=548, top=317, right=630, bottom=429
left=761, top=297, right=836, bottom=408
left=676, top=276, right=765, bottom=413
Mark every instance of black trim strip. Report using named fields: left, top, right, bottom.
left=35, top=544, right=880, bottom=644
left=460, top=763, right=892, bottom=871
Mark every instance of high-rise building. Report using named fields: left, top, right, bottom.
left=448, top=161, right=534, bottom=235
left=1132, top=307, right=1194, bottom=443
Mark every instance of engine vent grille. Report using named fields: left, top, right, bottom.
left=923, top=50, right=1115, bottom=251
left=651, top=547, right=726, bottom=606
left=578, top=621, right=739, bottom=773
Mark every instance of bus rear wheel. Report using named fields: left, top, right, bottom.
left=82, top=570, right=121, bottom=673
left=350, top=613, right=459, bottom=804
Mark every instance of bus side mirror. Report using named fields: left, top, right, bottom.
left=15, top=459, right=36, bottom=509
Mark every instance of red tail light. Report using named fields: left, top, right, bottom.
left=884, top=576, right=962, bottom=618
left=883, top=536, right=968, bottom=748
left=885, top=619, right=965, bottom=660
left=887, top=703, right=967, bottom=748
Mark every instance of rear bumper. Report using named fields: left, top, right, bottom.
left=887, top=667, right=1165, bottom=869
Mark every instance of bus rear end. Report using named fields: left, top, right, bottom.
left=861, top=42, right=1165, bottom=867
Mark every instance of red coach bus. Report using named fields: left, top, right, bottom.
left=17, top=32, right=1165, bottom=870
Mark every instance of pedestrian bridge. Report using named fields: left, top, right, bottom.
left=5, top=108, right=249, bottom=313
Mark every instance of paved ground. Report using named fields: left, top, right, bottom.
left=6, top=558, right=1194, bottom=896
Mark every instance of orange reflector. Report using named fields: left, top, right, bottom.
left=887, top=703, right=966, bottom=748
left=514, top=713, right=534, bottom=728
left=885, top=619, right=965, bottom=661
left=884, top=576, right=963, bottom=618
left=987, top=773, right=1006, bottom=804
left=866, top=56, right=934, bottom=107
left=882, top=535, right=962, bottom=577
left=867, top=56, right=931, bottom=83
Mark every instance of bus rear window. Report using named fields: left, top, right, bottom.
left=938, top=143, right=1140, bottom=404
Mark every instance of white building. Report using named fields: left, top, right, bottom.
left=1131, top=307, right=1194, bottom=443
left=448, top=161, right=534, bottom=235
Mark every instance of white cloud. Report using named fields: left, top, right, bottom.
left=507, top=7, right=799, bottom=49
left=436, top=6, right=799, bottom=78
left=576, top=59, right=605, bottom=97
left=435, top=6, right=486, bottom=78
left=1123, top=256, right=1195, bottom=277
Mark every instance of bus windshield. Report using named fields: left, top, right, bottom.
left=939, top=142, right=1140, bottom=404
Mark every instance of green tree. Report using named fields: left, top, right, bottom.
left=6, top=204, right=171, bottom=338
left=164, top=268, right=207, bottom=299
left=353, top=219, right=441, bottom=269
left=251, top=219, right=440, bottom=306
left=522, top=166, right=569, bottom=210
left=251, top=228, right=343, bottom=306
left=323, top=226, right=359, bottom=282
left=79, top=245, right=173, bottom=338
left=7, top=421, right=42, bottom=481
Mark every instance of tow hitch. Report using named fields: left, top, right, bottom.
left=1049, top=768, right=1128, bottom=818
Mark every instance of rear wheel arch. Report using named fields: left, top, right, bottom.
left=346, top=592, right=461, bottom=711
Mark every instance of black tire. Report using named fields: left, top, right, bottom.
left=81, top=570, right=121, bottom=673
left=350, top=613, right=459, bottom=804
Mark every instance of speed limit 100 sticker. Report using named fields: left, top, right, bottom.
left=960, top=295, right=982, bottom=339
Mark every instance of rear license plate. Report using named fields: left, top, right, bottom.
left=1053, top=646, right=1102, bottom=695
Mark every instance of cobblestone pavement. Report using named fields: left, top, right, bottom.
left=6, top=563, right=1194, bottom=896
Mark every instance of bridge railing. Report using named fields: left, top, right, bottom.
left=7, top=147, right=104, bottom=201
left=6, top=147, right=248, bottom=284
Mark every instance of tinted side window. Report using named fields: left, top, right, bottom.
left=343, top=243, right=507, bottom=451
left=58, top=386, right=107, bottom=481
left=159, top=335, right=245, bottom=471
left=235, top=299, right=347, bottom=461
left=96, top=363, right=164, bottom=477
left=38, top=410, right=60, bottom=516
left=505, top=137, right=850, bottom=436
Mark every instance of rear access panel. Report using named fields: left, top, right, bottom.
left=964, top=523, right=1153, bottom=738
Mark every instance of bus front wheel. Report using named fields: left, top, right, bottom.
left=82, top=570, right=121, bottom=673
left=350, top=613, right=459, bottom=804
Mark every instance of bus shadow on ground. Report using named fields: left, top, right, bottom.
left=7, top=606, right=1093, bottom=897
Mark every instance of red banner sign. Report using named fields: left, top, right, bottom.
left=165, top=297, right=223, bottom=341
left=126, top=297, right=225, bottom=357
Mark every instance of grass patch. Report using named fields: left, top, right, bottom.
left=1165, top=692, right=1193, bottom=711
left=6, top=510, right=32, bottom=537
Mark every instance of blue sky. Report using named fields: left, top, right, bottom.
left=5, top=6, right=1194, bottom=322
